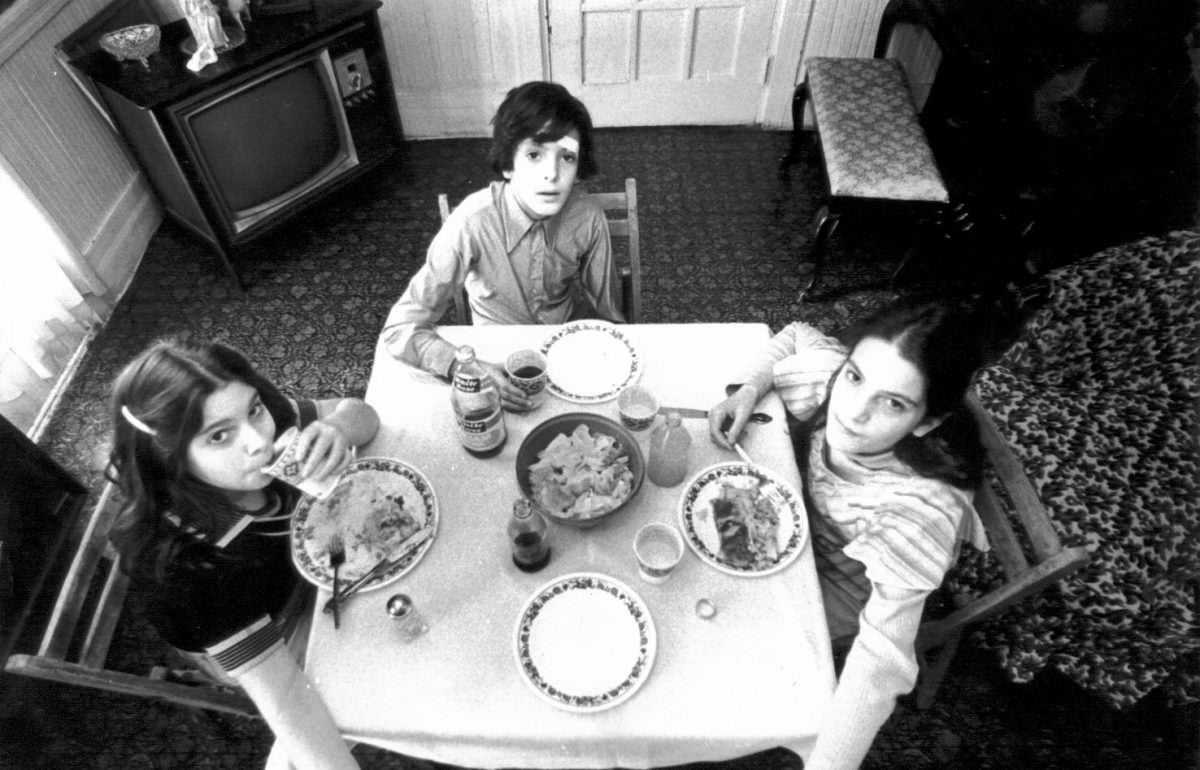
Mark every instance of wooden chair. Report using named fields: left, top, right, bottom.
left=912, top=394, right=1091, bottom=708
left=439, top=177, right=642, bottom=324
left=4, top=481, right=311, bottom=718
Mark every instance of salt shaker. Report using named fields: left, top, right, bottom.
left=386, top=593, right=428, bottom=641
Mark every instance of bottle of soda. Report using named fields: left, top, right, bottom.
left=647, top=411, right=692, bottom=487
left=451, top=346, right=507, bottom=458
left=508, top=497, right=550, bottom=572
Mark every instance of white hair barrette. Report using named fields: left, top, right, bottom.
left=121, top=405, right=158, bottom=436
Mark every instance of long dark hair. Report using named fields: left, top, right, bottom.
left=106, top=340, right=297, bottom=580
left=828, top=296, right=1003, bottom=488
left=488, top=81, right=598, bottom=180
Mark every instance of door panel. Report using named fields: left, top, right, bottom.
left=549, top=0, right=779, bottom=126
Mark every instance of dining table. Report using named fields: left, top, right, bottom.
left=300, top=322, right=837, bottom=768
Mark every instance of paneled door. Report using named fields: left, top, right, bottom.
left=548, top=0, right=780, bottom=126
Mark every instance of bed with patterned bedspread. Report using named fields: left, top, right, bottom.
left=949, top=229, right=1199, bottom=708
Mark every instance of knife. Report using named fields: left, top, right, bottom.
left=322, top=527, right=432, bottom=615
left=657, top=406, right=772, bottom=424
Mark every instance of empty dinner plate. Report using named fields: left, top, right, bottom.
left=540, top=320, right=642, bottom=403
left=514, top=572, right=656, bottom=712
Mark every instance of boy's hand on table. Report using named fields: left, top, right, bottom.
left=480, top=360, right=535, bottom=412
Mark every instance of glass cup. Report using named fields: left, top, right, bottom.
left=617, top=384, right=658, bottom=431
left=504, top=349, right=549, bottom=409
left=633, top=522, right=685, bottom=584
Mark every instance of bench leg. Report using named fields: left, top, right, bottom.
left=779, top=82, right=810, bottom=176
left=799, top=205, right=840, bottom=302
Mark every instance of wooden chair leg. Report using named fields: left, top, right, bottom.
left=915, top=628, right=963, bottom=710
left=799, top=205, right=839, bottom=302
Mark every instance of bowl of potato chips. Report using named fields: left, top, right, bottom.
left=516, top=413, right=645, bottom=529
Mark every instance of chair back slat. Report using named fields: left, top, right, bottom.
left=973, top=481, right=1028, bottom=577
left=967, top=396, right=1063, bottom=562
left=79, top=559, right=130, bottom=668
left=38, top=482, right=121, bottom=659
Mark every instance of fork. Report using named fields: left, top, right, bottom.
left=328, top=534, right=346, bottom=629
left=732, top=442, right=789, bottom=511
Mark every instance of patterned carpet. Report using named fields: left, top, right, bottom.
left=3, top=127, right=1196, bottom=769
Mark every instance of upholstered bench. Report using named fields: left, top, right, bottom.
left=783, top=56, right=949, bottom=300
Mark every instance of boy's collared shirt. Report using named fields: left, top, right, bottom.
left=381, top=180, right=625, bottom=376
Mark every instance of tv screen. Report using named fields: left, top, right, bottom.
left=176, top=50, right=358, bottom=234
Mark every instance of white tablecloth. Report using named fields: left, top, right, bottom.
left=303, top=324, right=835, bottom=768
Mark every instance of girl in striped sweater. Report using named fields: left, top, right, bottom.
left=709, top=297, right=999, bottom=769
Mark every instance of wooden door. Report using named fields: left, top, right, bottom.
left=548, top=0, right=780, bottom=126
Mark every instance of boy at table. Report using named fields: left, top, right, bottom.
left=380, top=81, right=625, bottom=409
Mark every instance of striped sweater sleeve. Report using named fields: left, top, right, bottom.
left=733, top=322, right=847, bottom=420
left=807, top=584, right=927, bottom=770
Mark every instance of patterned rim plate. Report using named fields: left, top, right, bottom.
left=677, top=462, right=806, bottom=577
left=514, top=572, right=656, bottom=712
left=540, top=320, right=642, bottom=403
left=291, top=457, right=438, bottom=592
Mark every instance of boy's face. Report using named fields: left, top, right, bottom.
left=503, top=129, right=581, bottom=220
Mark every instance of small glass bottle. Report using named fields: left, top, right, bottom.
left=507, top=498, right=550, bottom=572
left=647, top=412, right=692, bottom=487
left=450, top=346, right=507, bottom=458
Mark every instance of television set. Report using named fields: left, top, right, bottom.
left=61, top=1, right=400, bottom=284
left=169, top=47, right=361, bottom=235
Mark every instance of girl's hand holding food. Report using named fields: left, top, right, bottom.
left=296, top=421, right=353, bottom=481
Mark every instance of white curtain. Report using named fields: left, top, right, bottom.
left=0, top=159, right=108, bottom=437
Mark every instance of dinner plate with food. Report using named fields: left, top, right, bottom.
left=677, top=462, right=806, bottom=576
left=540, top=320, right=641, bottom=403
left=514, top=572, right=656, bottom=712
left=291, top=457, right=438, bottom=592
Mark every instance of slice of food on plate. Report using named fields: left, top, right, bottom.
left=711, top=481, right=780, bottom=569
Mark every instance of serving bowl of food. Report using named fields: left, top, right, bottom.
left=516, top=413, right=645, bottom=529
left=99, top=24, right=161, bottom=69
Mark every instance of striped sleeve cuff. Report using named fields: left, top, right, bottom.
left=204, top=616, right=286, bottom=677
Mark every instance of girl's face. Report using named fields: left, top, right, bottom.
left=185, top=380, right=277, bottom=500
left=825, top=336, right=942, bottom=457
left=504, top=128, right=581, bottom=220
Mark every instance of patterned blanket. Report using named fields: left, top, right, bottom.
left=950, top=230, right=1199, bottom=708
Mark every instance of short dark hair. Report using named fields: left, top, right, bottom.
left=488, top=81, right=598, bottom=180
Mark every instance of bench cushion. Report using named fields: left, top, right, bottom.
left=808, top=57, right=948, bottom=203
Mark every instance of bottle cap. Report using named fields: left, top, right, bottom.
left=455, top=346, right=476, bottom=363
left=513, top=498, right=534, bottom=518
left=666, top=412, right=683, bottom=427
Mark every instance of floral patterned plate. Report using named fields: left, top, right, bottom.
left=678, top=462, right=806, bottom=577
left=514, top=572, right=656, bottom=712
left=291, top=457, right=438, bottom=592
left=540, top=320, right=642, bottom=403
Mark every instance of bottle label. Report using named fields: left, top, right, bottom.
left=453, top=372, right=483, bottom=393
left=457, top=408, right=505, bottom=450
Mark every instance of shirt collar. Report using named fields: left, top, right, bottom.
left=498, top=181, right=569, bottom=252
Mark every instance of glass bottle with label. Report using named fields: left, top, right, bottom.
left=647, top=411, right=692, bottom=487
left=507, top=498, right=550, bottom=572
left=451, top=346, right=507, bottom=458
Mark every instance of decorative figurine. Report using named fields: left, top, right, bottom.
left=179, top=0, right=228, bottom=72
